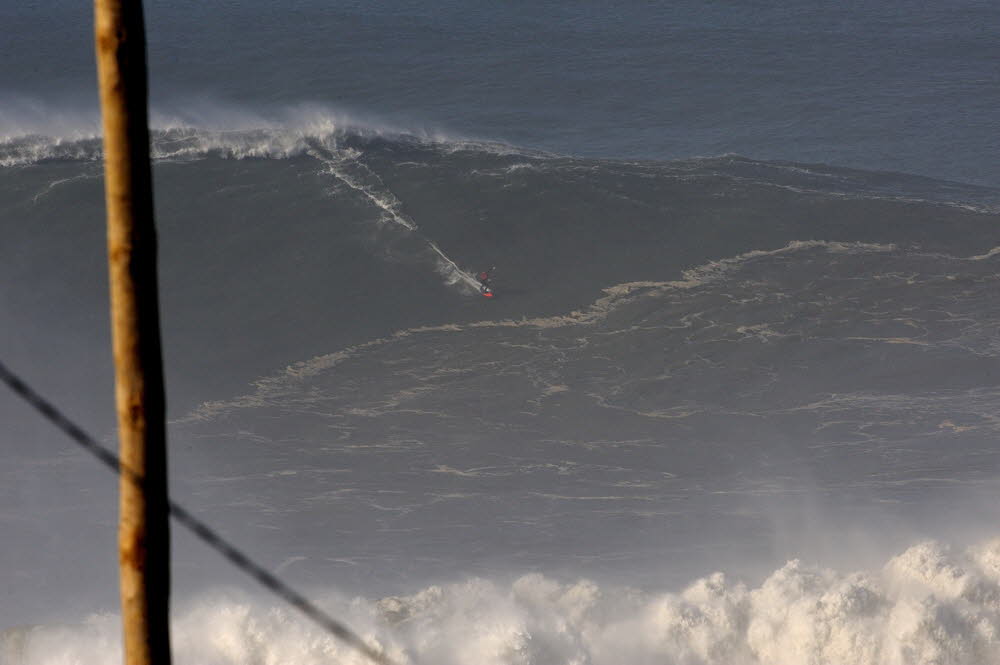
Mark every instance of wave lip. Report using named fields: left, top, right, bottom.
left=0, top=134, right=103, bottom=167
left=1, top=125, right=348, bottom=166
left=0, top=99, right=526, bottom=166
left=0, top=125, right=522, bottom=167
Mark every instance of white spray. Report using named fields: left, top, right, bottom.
left=6, top=538, right=1000, bottom=665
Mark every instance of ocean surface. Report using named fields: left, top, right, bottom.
left=3, top=2, right=1000, bottom=664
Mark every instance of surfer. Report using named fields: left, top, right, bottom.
left=477, top=267, right=495, bottom=296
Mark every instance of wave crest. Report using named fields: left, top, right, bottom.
left=0, top=100, right=525, bottom=166
left=1, top=125, right=369, bottom=166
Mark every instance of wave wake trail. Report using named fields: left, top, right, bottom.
left=6, top=537, right=1000, bottom=665
left=304, top=138, right=482, bottom=295
left=427, top=241, right=484, bottom=292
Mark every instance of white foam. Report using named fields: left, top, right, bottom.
left=179, top=240, right=896, bottom=423
left=6, top=537, right=1000, bottom=665
left=965, top=246, right=1000, bottom=261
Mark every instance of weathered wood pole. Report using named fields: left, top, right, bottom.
left=94, top=1, right=172, bottom=664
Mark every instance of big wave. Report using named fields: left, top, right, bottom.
left=1, top=99, right=504, bottom=294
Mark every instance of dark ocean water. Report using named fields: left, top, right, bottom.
left=4, top=0, right=1000, bottom=184
left=3, top=2, right=1000, bottom=664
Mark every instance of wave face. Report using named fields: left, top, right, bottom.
left=5, top=538, right=1000, bottom=665
left=4, top=111, right=1000, bottom=660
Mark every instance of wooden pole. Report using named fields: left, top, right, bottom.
left=94, top=1, right=172, bottom=664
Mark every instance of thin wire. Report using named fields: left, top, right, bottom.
left=0, top=359, right=396, bottom=665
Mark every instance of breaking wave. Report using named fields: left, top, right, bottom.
left=0, top=100, right=522, bottom=167
left=5, top=538, right=1000, bottom=665
left=1, top=123, right=404, bottom=166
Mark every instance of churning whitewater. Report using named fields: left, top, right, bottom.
left=6, top=538, right=1000, bottom=665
